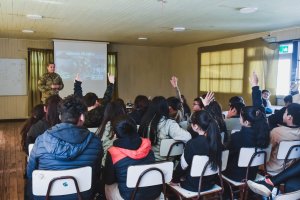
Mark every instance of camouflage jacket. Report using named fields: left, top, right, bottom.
left=38, top=72, right=64, bottom=103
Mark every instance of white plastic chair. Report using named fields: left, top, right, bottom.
left=27, top=143, right=34, bottom=162
left=222, top=145, right=272, bottom=200
left=169, top=150, right=229, bottom=199
left=32, top=166, right=92, bottom=200
left=277, top=140, right=300, bottom=170
left=274, top=189, right=300, bottom=200
left=127, top=161, right=174, bottom=200
left=159, top=139, right=185, bottom=160
left=88, top=127, right=98, bottom=133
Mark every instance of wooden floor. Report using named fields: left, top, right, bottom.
left=0, top=121, right=26, bottom=200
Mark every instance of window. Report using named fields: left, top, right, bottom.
left=199, top=48, right=244, bottom=93
left=276, top=43, right=293, bottom=95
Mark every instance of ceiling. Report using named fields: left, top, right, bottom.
left=1, top=0, right=300, bottom=47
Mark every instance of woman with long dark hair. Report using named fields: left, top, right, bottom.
left=172, top=110, right=223, bottom=192
left=96, top=100, right=126, bottom=166
left=205, top=100, right=227, bottom=143
left=223, top=106, right=270, bottom=181
left=128, top=95, right=149, bottom=125
left=20, top=104, right=45, bottom=154
left=25, top=95, right=61, bottom=151
left=138, top=96, right=191, bottom=161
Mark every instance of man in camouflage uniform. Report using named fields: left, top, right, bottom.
left=38, top=63, right=64, bottom=103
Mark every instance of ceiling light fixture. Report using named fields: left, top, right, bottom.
left=239, top=7, right=258, bottom=14
left=138, top=37, right=148, bottom=40
left=26, top=14, right=43, bottom=20
left=157, top=0, right=167, bottom=3
left=22, top=29, right=34, bottom=33
left=172, top=27, right=186, bottom=32
left=35, top=0, right=63, bottom=5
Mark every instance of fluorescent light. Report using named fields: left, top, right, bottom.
left=239, top=7, right=258, bottom=14
left=172, top=27, right=186, bottom=32
left=35, top=0, right=63, bottom=5
left=26, top=14, right=43, bottom=20
left=138, top=37, right=148, bottom=40
left=22, top=29, right=34, bottom=33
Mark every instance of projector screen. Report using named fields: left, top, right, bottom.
left=54, top=40, right=108, bottom=98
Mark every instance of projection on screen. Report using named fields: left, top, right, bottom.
left=54, top=40, right=108, bottom=98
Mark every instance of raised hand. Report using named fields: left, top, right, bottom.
left=170, top=76, right=178, bottom=88
left=249, top=71, right=259, bottom=87
left=108, top=73, right=115, bottom=84
left=200, top=91, right=215, bottom=107
left=75, top=73, right=81, bottom=82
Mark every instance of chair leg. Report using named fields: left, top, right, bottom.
left=228, top=184, right=234, bottom=200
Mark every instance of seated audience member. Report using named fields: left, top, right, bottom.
left=250, top=72, right=267, bottom=114
left=83, top=73, right=115, bottom=128
left=168, top=75, right=197, bottom=119
left=262, top=89, right=273, bottom=114
left=115, top=98, right=127, bottom=113
left=104, top=115, right=161, bottom=200
left=192, top=97, right=205, bottom=112
left=223, top=106, right=270, bottom=182
left=20, top=104, right=45, bottom=154
left=224, top=101, right=245, bottom=137
left=171, top=110, right=223, bottom=192
left=167, top=96, right=184, bottom=123
left=128, top=95, right=149, bottom=125
left=25, top=95, right=61, bottom=151
left=169, top=76, right=187, bottom=121
left=229, top=96, right=245, bottom=107
left=138, top=96, right=191, bottom=161
left=27, top=95, right=102, bottom=200
left=205, top=100, right=227, bottom=143
left=181, top=94, right=191, bottom=120
left=266, top=103, right=300, bottom=174
left=247, top=159, right=300, bottom=197
left=268, top=95, right=293, bottom=130
left=97, top=101, right=126, bottom=167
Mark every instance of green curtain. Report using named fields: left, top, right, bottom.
left=28, top=49, right=54, bottom=110
left=108, top=52, right=118, bottom=99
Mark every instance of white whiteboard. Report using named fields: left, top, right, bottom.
left=0, top=59, right=27, bottom=96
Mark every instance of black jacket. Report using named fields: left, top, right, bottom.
left=73, top=80, right=114, bottom=128
left=25, top=119, right=49, bottom=154
left=268, top=107, right=287, bottom=130
left=223, top=126, right=260, bottom=181
left=173, top=135, right=217, bottom=192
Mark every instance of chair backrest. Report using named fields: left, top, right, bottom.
left=220, top=132, right=225, bottom=144
left=191, top=150, right=229, bottom=177
left=126, top=161, right=173, bottom=188
left=88, top=127, right=98, bottom=133
left=159, top=139, right=185, bottom=158
left=238, top=145, right=272, bottom=167
left=274, top=189, right=300, bottom=200
left=27, top=143, right=34, bottom=161
left=32, top=166, right=92, bottom=197
left=277, top=140, right=300, bottom=160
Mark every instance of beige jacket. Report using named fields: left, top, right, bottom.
left=266, top=125, right=300, bottom=174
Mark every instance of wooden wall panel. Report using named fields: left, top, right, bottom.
left=0, top=38, right=52, bottom=119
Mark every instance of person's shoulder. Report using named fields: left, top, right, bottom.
left=187, top=135, right=206, bottom=146
left=91, top=133, right=101, bottom=143
left=30, top=119, right=48, bottom=132
left=40, top=72, right=49, bottom=78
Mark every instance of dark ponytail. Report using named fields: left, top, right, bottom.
left=191, top=110, right=222, bottom=170
left=139, top=96, right=169, bottom=145
left=240, top=106, right=269, bottom=148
